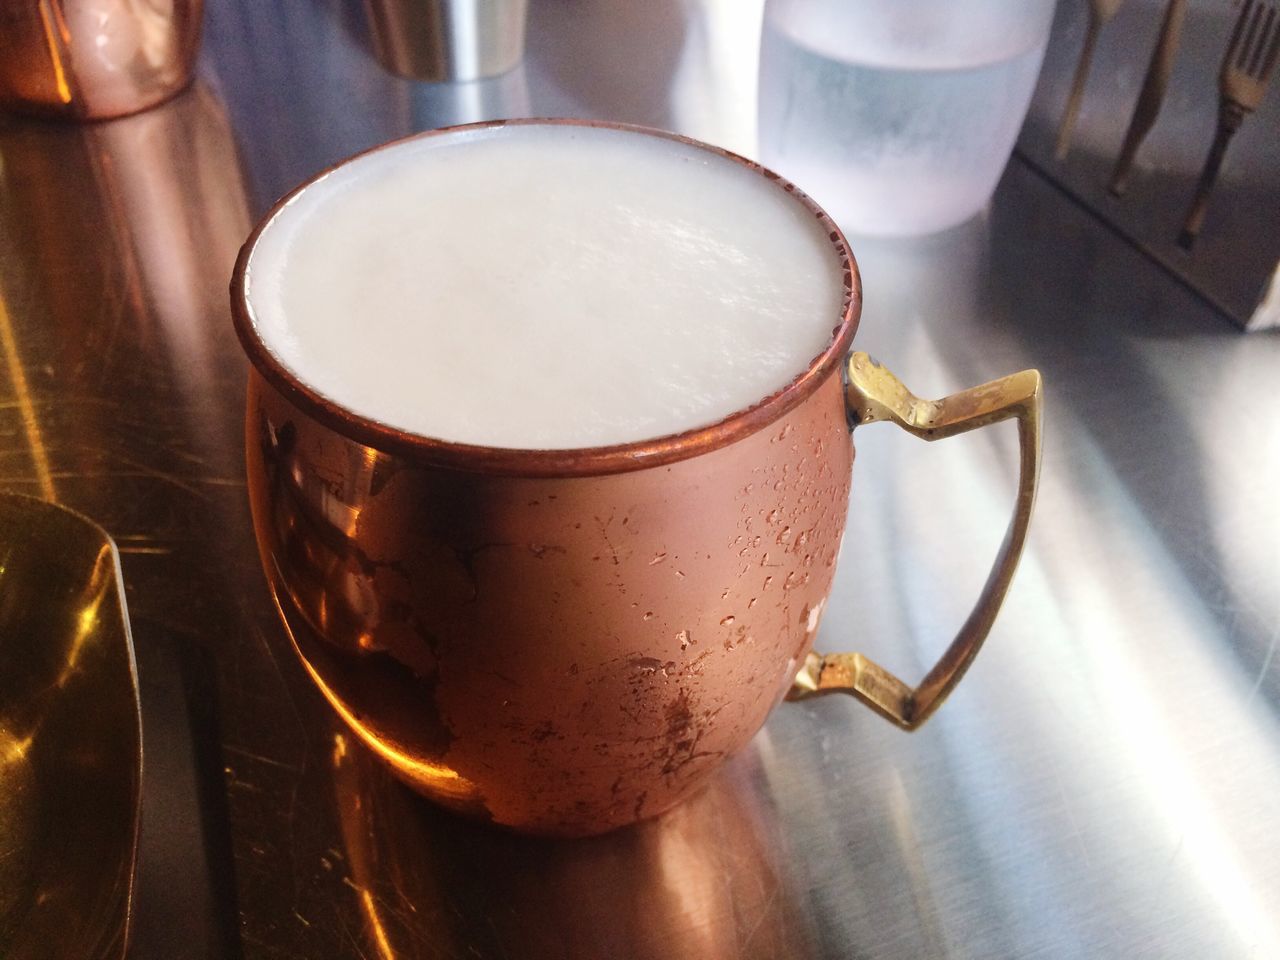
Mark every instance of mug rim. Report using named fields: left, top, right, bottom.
left=230, top=118, right=862, bottom=478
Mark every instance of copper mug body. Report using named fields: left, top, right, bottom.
left=233, top=120, right=1043, bottom=837
left=0, top=0, right=203, bottom=120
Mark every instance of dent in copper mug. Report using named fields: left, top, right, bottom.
left=0, top=0, right=204, bottom=120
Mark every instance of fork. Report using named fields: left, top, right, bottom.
left=1055, top=0, right=1126, bottom=160
left=1178, top=0, right=1280, bottom=249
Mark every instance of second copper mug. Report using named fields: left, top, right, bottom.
left=232, top=119, right=1043, bottom=837
left=0, top=0, right=202, bottom=119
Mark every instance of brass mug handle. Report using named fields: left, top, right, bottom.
left=787, top=352, right=1043, bottom=730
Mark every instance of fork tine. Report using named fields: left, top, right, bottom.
left=1246, top=5, right=1274, bottom=72
left=1236, top=0, right=1263, bottom=68
left=1262, top=14, right=1280, bottom=80
left=1249, top=5, right=1278, bottom=75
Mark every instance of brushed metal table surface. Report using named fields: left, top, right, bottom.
left=2, top=2, right=1278, bottom=958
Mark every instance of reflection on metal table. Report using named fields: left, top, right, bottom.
left=0, top=1, right=1276, bottom=957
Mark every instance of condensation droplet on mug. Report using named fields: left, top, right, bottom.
left=675, top=569, right=686, bottom=579
left=642, top=611, right=654, bottom=621
left=783, top=571, right=810, bottom=592
left=777, top=526, right=793, bottom=545
left=763, top=576, right=774, bottom=590
left=748, top=597, right=758, bottom=609
left=631, top=656, right=674, bottom=677
left=649, top=552, right=667, bottom=565
left=720, top=615, right=735, bottom=626
left=767, top=509, right=781, bottom=524
left=724, top=622, right=752, bottom=651
left=676, top=629, right=692, bottom=650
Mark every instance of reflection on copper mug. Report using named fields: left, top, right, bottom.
left=331, top=729, right=819, bottom=958
left=0, top=0, right=203, bottom=120
left=232, top=119, right=1043, bottom=837
left=0, top=81, right=249, bottom=453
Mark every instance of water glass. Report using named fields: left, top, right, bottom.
left=758, top=0, right=1057, bottom=236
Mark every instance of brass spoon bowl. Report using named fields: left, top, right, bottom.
left=0, top=493, right=141, bottom=960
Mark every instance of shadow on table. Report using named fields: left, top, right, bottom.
left=988, top=162, right=1280, bottom=709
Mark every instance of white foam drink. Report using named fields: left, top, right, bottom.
left=244, top=123, right=844, bottom=449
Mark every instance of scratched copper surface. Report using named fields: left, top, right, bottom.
left=1, top=1, right=1278, bottom=957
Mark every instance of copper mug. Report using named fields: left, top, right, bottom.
left=0, top=0, right=203, bottom=120
left=232, top=119, right=1043, bottom=837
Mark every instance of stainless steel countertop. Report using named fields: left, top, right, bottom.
left=1, top=1, right=1277, bottom=957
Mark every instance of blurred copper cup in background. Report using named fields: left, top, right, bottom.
left=0, top=0, right=203, bottom=120
left=363, top=0, right=527, bottom=81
